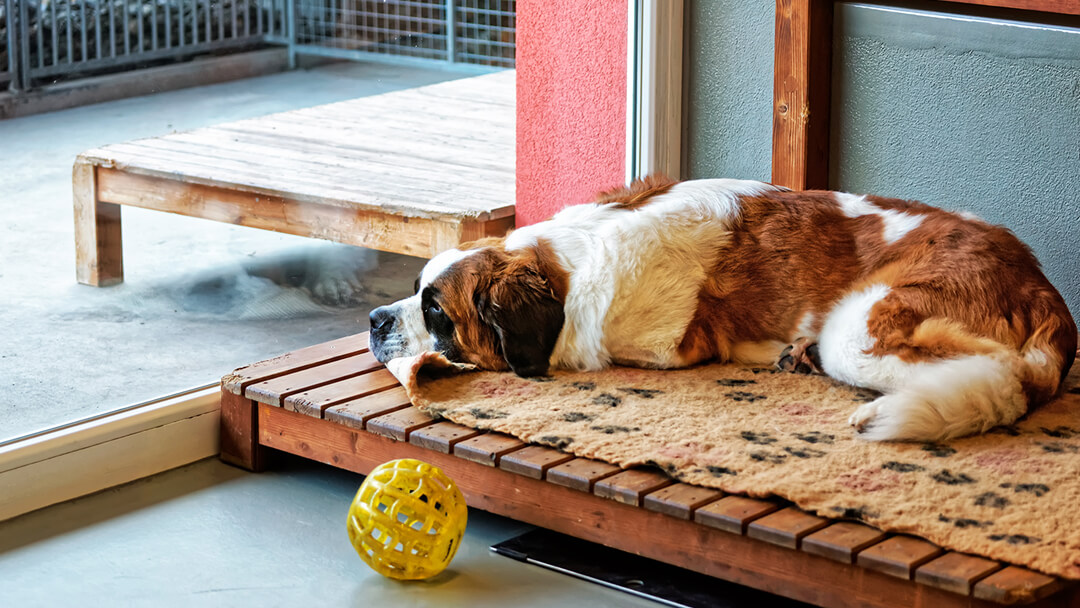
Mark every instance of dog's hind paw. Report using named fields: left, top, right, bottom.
left=776, top=338, right=823, bottom=375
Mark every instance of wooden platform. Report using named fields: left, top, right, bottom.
left=220, top=332, right=1079, bottom=608
left=73, top=71, right=516, bottom=286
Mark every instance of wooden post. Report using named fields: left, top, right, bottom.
left=219, top=389, right=265, bottom=472
left=73, top=160, right=124, bottom=286
left=771, top=0, right=833, bottom=191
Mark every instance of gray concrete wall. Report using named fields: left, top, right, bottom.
left=831, top=3, right=1080, bottom=323
left=684, top=1, right=775, bottom=181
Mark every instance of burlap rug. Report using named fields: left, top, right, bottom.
left=385, top=354, right=1080, bottom=579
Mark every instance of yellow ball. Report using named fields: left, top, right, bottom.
left=346, top=458, right=468, bottom=580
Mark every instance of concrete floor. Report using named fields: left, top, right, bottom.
left=0, top=456, right=670, bottom=608
left=0, top=61, right=466, bottom=441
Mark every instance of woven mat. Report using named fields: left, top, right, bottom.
left=385, top=354, right=1080, bottom=579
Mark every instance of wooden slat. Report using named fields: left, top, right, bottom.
left=222, top=333, right=368, bottom=394
left=244, top=351, right=380, bottom=406
left=694, top=495, right=782, bottom=535
left=916, top=552, right=1005, bottom=596
left=747, top=507, right=830, bottom=550
left=857, top=535, right=945, bottom=580
left=935, top=0, right=1080, bottom=16
left=408, top=421, right=483, bottom=454
left=453, top=433, right=527, bottom=466
left=642, top=483, right=723, bottom=520
left=973, top=566, right=1066, bottom=605
left=593, top=469, right=675, bottom=507
left=546, top=458, right=621, bottom=492
left=365, top=407, right=436, bottom=441
left=771, top=0, right=833, bottom=190
left=283, top=369, right=399, bottom=417
left=257, top=405, right=1035, bottom=608
left=95, top=169, right=511, bottom=259
left=801, top=521, right=888, bottom=564
left=322, top=386, right=412, bottom=429
left=498, top=445, right=575, bottom=479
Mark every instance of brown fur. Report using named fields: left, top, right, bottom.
left=675, top=188, right=1076, bottom=407
left=592, top=174, right=678, bottom=209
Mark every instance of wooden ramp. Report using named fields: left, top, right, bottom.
left=73, top=71, right=516, bottom=286
left=221, top=332, right=1078, bottom=608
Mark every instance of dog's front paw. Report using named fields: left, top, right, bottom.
left=848, top=400, right=884, bottom=434
left=776, top=337, right=823, bottom=374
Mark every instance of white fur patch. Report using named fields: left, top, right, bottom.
left=517, top=179, right=781, bottom=370
left=833, top=192, right=925, bottom=244
left=819, top=283, right=1028, bottom=441
left=420, top=248, right=478, bottom=288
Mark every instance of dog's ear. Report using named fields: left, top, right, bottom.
left=476, top=257, right=565, bottom=378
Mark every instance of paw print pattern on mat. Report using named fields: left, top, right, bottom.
left=726, top=391, right=766, bottom=402
left=988, top=533, right=1042, bottom=545
left=740, top=431, right=777, bottom=445
left=792, top=431, right=834, bottom=444
left=618, top=387, right=663, bottom=398
left=561, top=412, right=594, bottom=423
left=570, top=381, right=596, bottom=391
left=922, top=443, right=957, bottom=458
left=706, top=465, right=738, bottom=477
left=468, top=407, right=509, bottom=420
left=1000, top=483, right=1050, bottom=497
left=933, top=470, right=976, bottom=485
left=749, top=451, right=787, bottom=464
left=1040, top=426, right=1079, bottom=439
left=1039, top=441, right=1079, bottom=454
left=830, top=505, right=879, bottom=520
left=974, top=492, right=1010, bottom=509
left=882, top=461, right=925, bottom=473
left=589, top=425, right=641, bottom=434
left=592, top=393, right=622, bottom=407
left=717, top=378, right=756, bottom=387
left=939, top=515, right=993, bottom=529
left=538, top=435, right=574, bottom=450
left=782, top=446, right=826, bottom=459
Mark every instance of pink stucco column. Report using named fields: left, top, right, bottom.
left=515, top=0, right=628, bottom=226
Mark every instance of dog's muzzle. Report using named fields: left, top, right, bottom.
left=368, top=297, right=432, bottom=363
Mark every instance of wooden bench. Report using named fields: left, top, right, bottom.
left=220, top=332, right=1079, bottom=608
left=72, top=71, right=516, bottom=286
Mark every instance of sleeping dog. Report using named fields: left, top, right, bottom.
left=369, top=176, right=1076, bottom=442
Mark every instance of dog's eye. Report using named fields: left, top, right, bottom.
left=427, top=303, right=443, bottom=316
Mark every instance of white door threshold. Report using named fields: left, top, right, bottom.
left=0, top=385, right=221, bottom=521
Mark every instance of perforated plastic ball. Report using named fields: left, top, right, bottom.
left=346, top=458, right=468, bottom=580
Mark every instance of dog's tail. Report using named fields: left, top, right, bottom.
left=1017, top=293, right=1077, bottom=406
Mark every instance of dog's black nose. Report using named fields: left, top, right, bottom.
left=369, top=306, right=395, bottom=332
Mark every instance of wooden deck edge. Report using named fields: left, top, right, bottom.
left=255, top=404, right=1071, bottom=608
left=79, top=162, right=513, bottom=223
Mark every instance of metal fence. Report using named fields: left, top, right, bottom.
left=2, top=0, right=513, bottom=94
left=293, top=0, right=514, bottom=68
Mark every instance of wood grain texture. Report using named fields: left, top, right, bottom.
left=933, top=0, right=1080, bottom=16
left=498, top=445, right=575, bottom=480
left=694, top=495, right=783, bottom=535
left=365, top=407, right=437, bottom=441
left=244, top=352, right=380, bottom=406
left=747, top=507, right=831, bottom=550
left=857, top=535, right=945, bottom=580
left=218, top=389, right=263, bottom=471
left=323, top=386, right=412, bottom=429
left=642, top=483, right=723, bottom=520
left=283, top=369, right=399, bottom=417
left=221, top=333, right=368, bottom=395
left=72, top=161, right=124, bottom=286
left=452, top=433, right=526, bottom=466
left=593, top=469, right=675, bottom=507
left=408, top=422, right=483, bottom=454
left=771, top=0, right=833, bottom=190
left=95, top=169, right=509, bottom=259
left=257, top=406, right=1038, bottom=608
left=546, top=458, right=622, bottom=493
left=915, top=552, right=1005, bottom=596
left=801, top=521, right=888, bottom=564
left=973, top=566, right=1068, bottom=605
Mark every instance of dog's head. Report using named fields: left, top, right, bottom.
left=369, top=240, right=568, bottom=377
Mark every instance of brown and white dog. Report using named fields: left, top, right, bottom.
left=369, top=176, right=1076, bottom=442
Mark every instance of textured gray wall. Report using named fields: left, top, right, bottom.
left=684, top=1, right=775, bottom=181
left=831, top=3, right=1080, bottom=323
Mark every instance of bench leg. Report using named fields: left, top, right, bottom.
left=73, top=161, right=124, bottom=286
left=220, top=390, right=266, bottom=472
